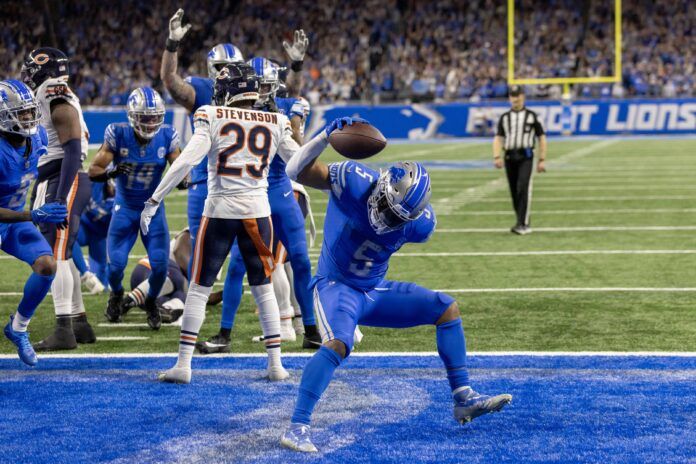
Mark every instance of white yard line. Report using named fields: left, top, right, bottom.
left=475, top=195, right=693, bottom=203
left=98, top=336, right=150, bottom=341
left=310, top=250, right=696, bottom=257
left=0, top=351, right=693, bottom=359
left=310, top=225, right=696, bottom=234
left=436, top=287, right=696, bottom=293
left=313, top=208, right=696, bottom=217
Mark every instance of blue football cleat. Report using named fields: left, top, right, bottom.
left=281, top=423, right=318, bottom=453
left=453, top=386, right=512, bottom=424
left=4, top=315, right=38, bottom=367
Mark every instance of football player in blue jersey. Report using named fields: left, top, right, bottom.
left=71, top=180, right=114, bottom=294
left=0, top=80, right=69, bottom=366
left=196, top=57, right=321, bottom=354
left=279, top=117, right=513, bottom=452
left=88, top=87, right=180, bottom=330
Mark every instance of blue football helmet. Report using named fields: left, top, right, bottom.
left=248, top=57, right=280, bottom=103
left=207, top=43, right=244, bottom=80
left=368, top=161, right=432, bottom=234
left=0, top=80, right=42, bottom=137
left=213, top=63, right=259, bottom=107
left=20, top=47, right=70, bottom=91
left=127, top=87, right=165, bottom=140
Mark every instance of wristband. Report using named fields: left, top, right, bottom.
left=290, top=60, right=304, bottom=72
left=166, top=38, right=180, bottom=53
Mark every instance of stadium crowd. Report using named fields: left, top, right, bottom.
left=1, top=0, right=693, bottom=105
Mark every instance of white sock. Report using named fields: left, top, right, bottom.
left=251, top=283, right=282, bottom=369
left=52, top=260, right=74, bottom=317
left=176, top=283, right=211, bottom=369
left=12, top=313, right=31, bottom=332
left=68, top=259, right=85, bottom=316
left=272, top=264, right=294, bottom=323
left=285, top=262, right=302, bottom=318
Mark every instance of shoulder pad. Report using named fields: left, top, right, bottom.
left=40, top=78, right=75, bottom=101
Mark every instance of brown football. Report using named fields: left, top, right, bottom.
left=328, top=122, right=387, bottom=159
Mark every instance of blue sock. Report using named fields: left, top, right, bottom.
left=291, top=346, right=343, bottom=425
left=17, top=273, right=54, bottom=319
left=436, top=318, right=470, bottom=392
left=72, top=243, right=87, bottom=275
left=220, top=259, right=245, bottom=330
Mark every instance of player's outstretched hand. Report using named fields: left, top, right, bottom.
left=283, top=29, right=309, bottom=62
left=324, top=117, right=369, bottom=136
left=169, top=9, right=191, bottom=42
left=108, top=163, right=134, bottom=179
left=140, top=199, right=160, bottom=236
left=31, top=202, right=68, bottom=225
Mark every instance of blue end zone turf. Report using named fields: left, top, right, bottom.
left=1, top=355, right=694, bottom=463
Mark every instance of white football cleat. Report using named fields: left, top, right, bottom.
left=81, top=271, right=105, bottom=295
left=267, top=365, right=290, bottom=381
left=158, top=366, right=191, bottom=384
left=281, top=423, right=318, bottom=453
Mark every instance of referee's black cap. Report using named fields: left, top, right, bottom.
left=508, top=85, right=525, bottom=96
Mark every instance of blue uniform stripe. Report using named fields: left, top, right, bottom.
left=223, top=43, right=235, bottom=60
left=252, top=58, right=264, bottom=77
left=142, top=87, right=155, bottom=109
left=402, top=164, right=429, bottom=211
left=5, top=79, right=32, bottom=102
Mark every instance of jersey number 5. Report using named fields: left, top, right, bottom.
left=217, top=122, right=271, bottom=178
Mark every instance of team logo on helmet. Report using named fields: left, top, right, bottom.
left=32, top=53, right=50, bottom=65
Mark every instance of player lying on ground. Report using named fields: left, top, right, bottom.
left=141, top=62, right=327, bottom=382
left=121, top=228, right=223, bottom=324
left=280, top=117, right=513, bottom=452
left=0, top=80, right=69, bottom=366
left=89, top=87, right=180, bottom=330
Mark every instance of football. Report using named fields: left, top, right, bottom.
left=328, top=121, right=387, bottom=159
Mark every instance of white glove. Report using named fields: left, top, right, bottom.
left=283, top=29, right=309, bottom=62
left=169, top=9, right=192, bottom=41
left=140, top=199, right=160, bottom=236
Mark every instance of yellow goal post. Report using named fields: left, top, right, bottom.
left=507, top=0, right=622, bottom=91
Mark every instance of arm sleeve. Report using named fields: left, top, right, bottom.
left=150, top=128, right=211, bottom=203
left=496, top=114, right=506, bottom=137
left=56, top=139, right=83, bottom=203
left=534, top=114, right=545, bottom=136
left=283, top=130, right=329, bottom=179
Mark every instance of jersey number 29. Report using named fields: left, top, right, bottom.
left=217, top=122, right=271, bottom=179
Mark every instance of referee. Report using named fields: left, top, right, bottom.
left=493, top=85, right=547, bottom=235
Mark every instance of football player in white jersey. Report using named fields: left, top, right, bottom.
left=21, top=47, right=95, bottom=351
left=140, top=63, right=329, bottom=383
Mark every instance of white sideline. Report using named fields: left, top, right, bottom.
left=0, top=351, right=694, bottom=359
left=400, top=226, right=696, bottom=233
left=311, top=208, right=696, bottom=218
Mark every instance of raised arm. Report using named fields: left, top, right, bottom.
left=283, top=30, right=309, bottom=97
left=160, top=9, right=196, bottom=112
left=284, top=117, right=359, bottom=190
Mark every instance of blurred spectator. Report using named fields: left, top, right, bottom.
left=0, top=0, right=692, bottom=104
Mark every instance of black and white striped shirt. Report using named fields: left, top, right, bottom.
left=496, top=108, right=545, bottom=151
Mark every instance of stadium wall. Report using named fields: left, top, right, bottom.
left=83, top=99, right=695, bottom=145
